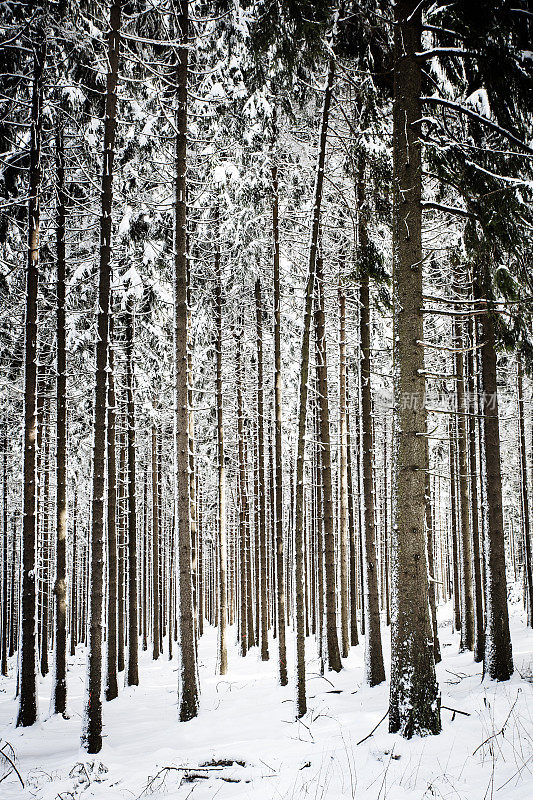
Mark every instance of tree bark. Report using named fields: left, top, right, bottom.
left=105, top=316, right=118, bottom=701
left=17, top=16, right=46, bottom=729
left=517, top=354, right=533, bottom=626
left=255, top=279, right=269, bottom=661
left=215, top=261, right=228, bottom=674
left=124, top=298, right=139, bottom=686
left=359, top=270, right=385, bottom=685
left=52, top=121, right=68, bottom=714
left=315, top=257, right=342, bottom=674
left=81, top=0, right=121, bottom=753
left=338, top=284, right=349, bottom=658
left=173, top=0, right=198, bottom=721
left=389, top=0, right=441, bottom=738
left=477, top=296, right=513, bottom=681
left=453, top=290, right=474, bottom=651
left=272, top=153, right=288, bottom=686
left=293, top=56, right=335, bottom=718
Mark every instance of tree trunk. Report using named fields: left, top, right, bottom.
left=52, top=121, right=68, bottom=715
left=272, top=152, right=288, bottom=686
left=315, top=257, right=342, bottom=674
left=2, top=423, right=8, bottom=676
left=124, top=298, right=139, bottom=686
left=215, top=263, right=228, bottom=674
left=81, top=0, right=121, bottom=753
left=17, top=17, right=46, bottom=729
left=255, top=279, right=269, bottom=661
left=477, top=295, right=513, bottom=681
left=466, top=315, right=485, bottom=660
left=359, top=270, right=385, bottom=685
left=517, top=354, right=533, bottom=626
left=70, top=489, right=77, bottom=657
left=151, top=420, right=160, bottom=660
left=173, top=0, right=198, bottom=721
left=389, top=0, right=441, bottom=738
left=105, top=316, right=118, bottom=701
left=453, top=291, right=474, bottom=651
left=338, top=284, right=350, bottom=657
left=449, top=418, right=462, bottom=633
left=293, top=56, right=335, bottom=718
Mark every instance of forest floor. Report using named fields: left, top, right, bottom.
left=1, top=605, right=533, bottom=800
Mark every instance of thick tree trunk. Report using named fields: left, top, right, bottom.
left=52, top=122, right=68, bottom=715
left=389, top=0, right=441, bottom=738
left=173, top=0, right=198, bottom=721
left=17, top=19, right=46, bottom=729
left=477, top=298, right=513, bottom=681
left=81, top=0, right=121, bottom=754
left=294, top=56, right=335, bottom=718
left=359, top=271, right=385, bottom=685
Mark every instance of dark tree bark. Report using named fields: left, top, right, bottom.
left=215, top=260, right=228, bottom=674
left=517, top=354, right=533, bottom=626
left=151, top=419, right=160, bottom=660
left=466, top=315, right=485, bottom=661
left=338, top=285, right=349, bottom=657
left=105, top=316, right=118, bottom=701
left=124, top=298, right=139, bottom=687
left=272, top=150, right=288, bottom=686
left=81, top=0, right=121, bottom=753
left=477, top=295, right=513, bottom=681
left=389, top=0, right=441, bottom=738
left=359, top=269, right=385, bottom=686
left=17, top=15, right=46, bottom=729
left=1, top=423, right=8, bottom=676
left=52, top=121, right=68, bottom=715
left=255, top=279, right=269, bottom=661
left=453, top=292, right=474, bottom=652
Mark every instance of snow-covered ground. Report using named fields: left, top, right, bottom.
left=1, top=605, right=532, bottom=800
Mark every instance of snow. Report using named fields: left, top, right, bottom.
left=1, top=607, right=532, bottom=799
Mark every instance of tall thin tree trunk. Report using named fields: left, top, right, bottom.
left=105, top=316, right=118, bottom=701
left=517, top=354, right=533, bottom=626
left=1, top=423, right=8, bottom=676
left=315, top=257, right=342, bottom=674
left=215, top=264, right=228, bottom=674
left=173, top=0, right=198, bottom=721
left=52, top=122, right=68, bottom=714
left=449, top=418, right=462, bottom=633
left=17, top=17, right=46, bottom=729
left=151, top=420, right=160, bottom=660
left=81, top=0, right=121, bottom=753
left=359, top=269, right=385, bottom=685
left=346, top=402, right=359, bottom=644
left=294, top=56, right=335, bottom=718
left=255, top=279, right=269, bottom=661
left=477, top=289, right=513, bottom=681
left=453, top=288, right=474, bottom=652
left=272, top=150, right=288, bottom=686
left=70, top=489, right=77, bottom=657
left=466, top=315, right=485, bottom=660
left=124, top=298, right=139, bottom=686
left=338, top=284, right=349, bottom=657
left=389, top=0, right=440, bottom=738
